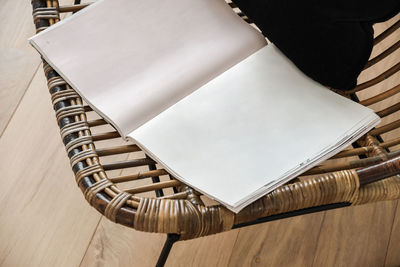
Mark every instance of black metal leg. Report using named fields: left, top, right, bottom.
left=74, top=0, right=81, bottom=4
left=232, top=202, right=351, bottom=229
left=156, top=234, right=180, bottom=267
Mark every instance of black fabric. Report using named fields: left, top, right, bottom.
left=233, top=0, right=400, bottom=90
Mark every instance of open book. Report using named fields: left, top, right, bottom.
left=29, top=0, right=380, bottom=213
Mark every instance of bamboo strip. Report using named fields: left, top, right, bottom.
left=373, top=20, right=400, bottom=45
left=52, top=0, right=59, bottom=23
left=332, top=146, right=373, bottom=158
left=158, top=192, right=188, bottom=200
left=332, top=138, right=400, bottom=159
left=376, top=101, right=400, bottom=118
left=46, top=0, right=55, bottom=25
left=110, top=169, right=169, bottom=183
left=370, top=119, right=400, bottom=136
left=96, top=144, right=141, bottom=157
left=305, top=150, right=400, bottom=175
left=365, top=40, right=400, bottom=69
left=382, top=137, right=400, bottom=148
left=347, top=61, right=400, bottom=94
left=357, top=155, right=400, bottom=185
left=102, top=158, right=156, bottom=171
left=126, top=180, right=181, bottom=194
left=304, top=158, right=382, bottom=175
left=87, top=118, right=107, bottom=127
left=359, top=84, right=400, bottom=106
left=92, top=131, right=120, bottom=141
left=58, top=3, right=91, bottom=13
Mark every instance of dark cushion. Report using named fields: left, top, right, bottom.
left=233, top=0, right=400, bottom=90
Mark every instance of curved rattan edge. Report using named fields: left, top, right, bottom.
left=31, top=0, right=400, bottom=240
left=357, top=155, right=400, bottom=185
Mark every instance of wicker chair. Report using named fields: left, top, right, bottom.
left=31, top=1, right=400, bottom=266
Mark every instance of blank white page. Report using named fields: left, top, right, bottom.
left=29, top=0, right=266, bottom=136
left=129, top=44, right=379, bottom=211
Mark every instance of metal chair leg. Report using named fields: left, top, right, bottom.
left=156, top=234, right=180, bottom=267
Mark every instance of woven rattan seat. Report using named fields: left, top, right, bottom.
left=31, top=0, right=400, bottom=265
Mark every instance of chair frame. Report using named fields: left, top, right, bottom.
left=31, top=1, right=400, bottom=266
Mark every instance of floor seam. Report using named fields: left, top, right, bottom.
left=0, top=61, right=41, bottom=139
left=310, top=210, right=328, bottom=267
left=382, top=200, right=399, bottom=267
left=78, top=216, right=104, bottom=267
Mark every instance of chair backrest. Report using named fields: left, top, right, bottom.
left=345, top=16, right=400, bottom=183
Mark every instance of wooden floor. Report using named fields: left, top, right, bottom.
left=0, top=1, right=399, bottom=266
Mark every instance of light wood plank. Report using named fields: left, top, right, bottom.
left=0, top=66, right=101, bottom=267
left=0, top=0, right=43, bottom=135
left=166, top=230, right=239, bottom=267
left=0, top=48, right=39, bottom=136
left=0, top=0, right=40, bottom=51
left=0, top=0, right=76, bottom=50
left=80, top=218, right=165, bottom=267
left=312, top=202, right=397, bottom=267
left=384, top=201, right=400, bottom=267
left=228, top=213, right=324, bottom=267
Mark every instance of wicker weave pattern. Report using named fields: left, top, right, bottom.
left=135, top=198, right=234, bottom=240
left=31, top=0, right=400, bottom=240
